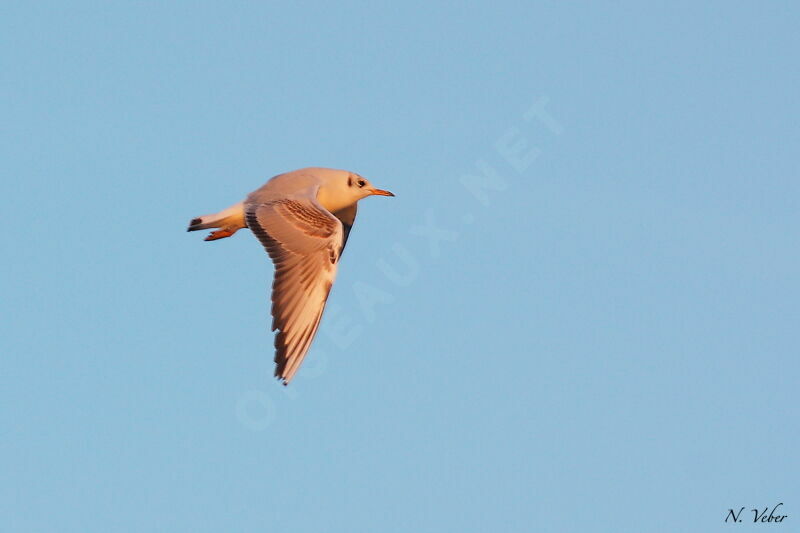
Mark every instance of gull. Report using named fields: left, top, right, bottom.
left=187, top=167, right=394, bottom=385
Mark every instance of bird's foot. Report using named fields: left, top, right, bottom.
left=204, top=228, right=236, bottom=241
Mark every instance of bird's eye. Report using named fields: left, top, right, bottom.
left=357, top=179, right=366, bottom=188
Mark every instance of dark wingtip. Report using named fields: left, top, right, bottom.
left=186, top=217, right=203, bottom=231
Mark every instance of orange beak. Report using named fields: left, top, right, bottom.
left=368, top=188, right=395, bottom=197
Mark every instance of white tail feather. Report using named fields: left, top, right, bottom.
left=188, top=202, right=246, bottom=231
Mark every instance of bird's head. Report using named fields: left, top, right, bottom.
left=315, top=168, right=394, bottom=212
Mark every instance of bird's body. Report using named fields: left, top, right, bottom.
left=188, top=167, right=393, bottom=385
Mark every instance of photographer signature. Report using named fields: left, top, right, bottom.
left=726, top=503, right=787, bottom=524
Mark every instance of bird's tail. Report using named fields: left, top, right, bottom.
left=187, top=202, right=246, bottom=241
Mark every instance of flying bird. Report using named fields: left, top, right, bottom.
left=188, top=167, right=394, bottom=385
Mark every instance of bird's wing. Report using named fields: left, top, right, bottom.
left=331, top=203, right=357, bottom=256
left=246, top=195, right=344, bottom=384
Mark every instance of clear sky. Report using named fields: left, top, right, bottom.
left=2, top=2, right=798, bottom=532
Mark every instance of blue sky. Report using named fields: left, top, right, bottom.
left=1, top=2, right=798, bottom=532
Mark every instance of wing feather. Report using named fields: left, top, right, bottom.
left=331, top=204, right=357, bottom=256
left=246, top=196, right=344, bottom=384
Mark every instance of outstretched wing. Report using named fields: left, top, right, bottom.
left=246, top=196, right=344, bottom=384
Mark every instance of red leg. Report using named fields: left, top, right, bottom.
left=205, top=228, right=235, bottom=241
